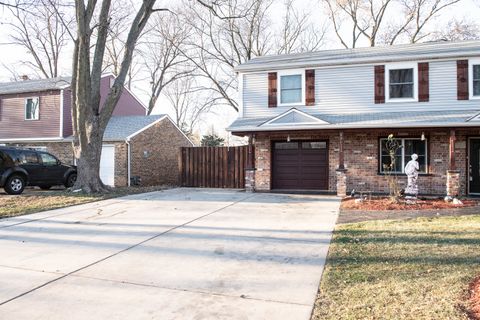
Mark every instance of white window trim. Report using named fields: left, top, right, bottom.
left=24, top=97, right=40, bottom=121
left=469, top=58, right=480, bottom=100
left=277, top=69, right=306, bottom=107
left=379, top=137, right=428, bottom=174
left=386, top=62, right=418, bottom=103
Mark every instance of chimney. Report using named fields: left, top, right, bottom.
left=20, top=75, right=29, bottom=81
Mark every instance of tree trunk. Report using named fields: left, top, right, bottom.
left=73, top=135, right=108, bottom=193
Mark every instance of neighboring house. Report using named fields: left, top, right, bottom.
left=0, top=75, right=193, bottom=187
left=228, top=40, right=480, bottom=196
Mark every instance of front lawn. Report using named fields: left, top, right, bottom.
left=0, top=186, right=168, bottom=219
left=313, top=215, right=480, bottom=320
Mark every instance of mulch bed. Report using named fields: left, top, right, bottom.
left=342, top=197, right=478, bottom=211
left=468, top=276, right=480, bottom=320
left=338, top=197, right=480, bottom=224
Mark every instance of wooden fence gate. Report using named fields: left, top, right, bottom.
left=179, top=146, right=250, bottom=188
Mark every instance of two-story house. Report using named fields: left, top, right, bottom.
left=0, top=75, right=193, bottom=187
left=228, top=40, right=480, bottom=197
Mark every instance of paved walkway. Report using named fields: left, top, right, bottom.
left=0, top=188, right=340, bottom=320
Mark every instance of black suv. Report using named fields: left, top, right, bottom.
left=0, top=147, right=77, bottom=195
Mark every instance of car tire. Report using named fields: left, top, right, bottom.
left=65, top=173, right=77, bottom=188
left=4, top=174, right=26, bottom=195
left=39, top=185, right=52, bottom=190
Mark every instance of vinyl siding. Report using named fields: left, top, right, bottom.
left=242, top=59, right=480, bottom=118
left=63, top=89, right=73, bottom=137
left=0, top=90, right=61, bottom=139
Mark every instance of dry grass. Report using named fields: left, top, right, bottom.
left=313, top=215, right=480, bottom=320
left=0, top=186, right=168, bottom=219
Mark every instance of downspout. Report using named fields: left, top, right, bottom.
left=126, top=140, right=131, bottom=187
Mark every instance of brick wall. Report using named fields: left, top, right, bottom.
left=252, top=128, right=477, bottom=196
left=113, top=142, right=128, bottom=187
left=7, top=142, right=75, bottom=165
left=130, top=118, right=192, bottom=186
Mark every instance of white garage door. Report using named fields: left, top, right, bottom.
left=100, top=145, right=115, bottom=187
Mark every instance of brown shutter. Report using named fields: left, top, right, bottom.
left=305, top=69, right=315, bottom=106
left=374, top=65, right=385, bottom=104
left=457, top=60, right=469, bottom=100
left=268, top=72, right=277, bottom=108
left=418, top=62, right=429, bottom=102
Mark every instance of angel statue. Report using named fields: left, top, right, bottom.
left=404, top=153, right=419, bottom=201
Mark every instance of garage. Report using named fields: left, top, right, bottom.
left=272, top=141, right=328, bottom=190
left=100, top=144, right=115, bottom=187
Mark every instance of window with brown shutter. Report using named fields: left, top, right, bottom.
left=374, top=65, right=385, bottom=104
left=268, top=72, right=277, bottom=108
left=418, top=62, right=429, bottom=102
left=457, top=60, right=469, bottom=100
left=305, top=69, right=315, bottom=106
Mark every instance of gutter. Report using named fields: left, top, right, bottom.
left=227, top=122, right=480, bottom=133
left=126, top=140, right=131, bottom=187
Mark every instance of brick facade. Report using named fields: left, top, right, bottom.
left=251, top=128, right=479, bottom=196
left=130, top=118, right=192, bottom=186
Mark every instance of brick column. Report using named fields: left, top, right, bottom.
left=245, top=136, right=256, bottom=192
left=446, top=130, right=460, bottom=196
left=447, top=170, right=460, bottom=197
left=336, top=169, right=347, bottom=197
left=336, top=131, right=347, bottom=197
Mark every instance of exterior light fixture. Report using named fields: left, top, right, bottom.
left=287, top=135, right=291, bottom=142
left=421, top=132, right=425, bottom=141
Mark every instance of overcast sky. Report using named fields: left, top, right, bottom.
left=0, top=0, right=479, bottom=140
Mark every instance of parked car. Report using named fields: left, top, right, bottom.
left=0, top=147, right=77, bottom=195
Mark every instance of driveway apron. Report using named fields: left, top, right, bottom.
left=0, top=188, right=340, bottom=320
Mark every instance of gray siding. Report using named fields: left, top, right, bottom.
left=242, top=59, right=480, bottom=118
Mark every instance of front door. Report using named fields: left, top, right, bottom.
left=469, top=138, right=480, bottom=194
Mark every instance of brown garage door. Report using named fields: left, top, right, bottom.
left=272, top=141, right=328, bottom=190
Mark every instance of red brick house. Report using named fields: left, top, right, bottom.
left=228, top=40, right=480, bottom=196
left=0, top=75, right=193, bottom=187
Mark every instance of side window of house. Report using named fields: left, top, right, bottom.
left=388, top=68, right=414, bottom=100
left=25, top=97, right=40, bottom=120
left=473, top=64, right=480, bottom=97
left=279, top=74, right=302, bottom=105
left=19, top=151, right=39, bottom=165
left=380, top=138, right=427, bottom=174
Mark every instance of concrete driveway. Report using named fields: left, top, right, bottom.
left=0, top=188, right=340, bottom=320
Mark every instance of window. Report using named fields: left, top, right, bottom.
left=39, top=153, right=58, bottom=166
left=380, top=138, right=427, bottom=174
left=278, top=70, right=304, bottom=106
left=471, top=63, right=480, bottom=98
left=386, top=63, right=418, bottom=101
left=302, top=142, right=327, bottom=149
left=25, top=97, right=39, bottom=120
left=274, top=142, right=298, bottom=149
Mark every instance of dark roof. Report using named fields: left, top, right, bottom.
left=0, top=77, right=72, bottom=95
left=236, top=40, right=480, bottom=72
left=103, top=115, right=167, bottom=141
left=227, top=109, right=480, bottom=132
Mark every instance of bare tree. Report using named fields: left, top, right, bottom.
left=276, top=0, right=327, bottom=54
left=382, top=0, right=461, bottom=44
left=139, top=11, right=191, bottom=115
left=7, top=0, right=74, bottom=78
left=323, top=0, right=461, bottom=48
left=324, top=0, right=394, bottom=48
left=69, top=0, right=227, bottom=193
left=164, top=76, right=215, bottom=136
left=183, top=0, right=273, bottom=112
left=101, top=0, right=141, bottom=89
left=432, top=18, right=480, bottom=41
